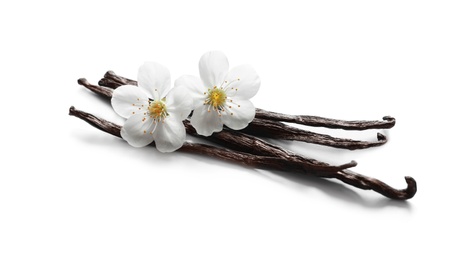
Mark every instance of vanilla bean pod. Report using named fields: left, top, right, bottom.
left=255, top=108, right=396, bottom=130
left=86, top=76, right=384, bottom=150
left=99, top=70, right=395, bottom=130
left=69, top=107, right=416, bottom=200
left=243, top=118, right=387, bottom=150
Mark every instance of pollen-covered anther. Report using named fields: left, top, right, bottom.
left=205, top=88, right=227, bottom=111
left=148, top=100, right=168, bottom=122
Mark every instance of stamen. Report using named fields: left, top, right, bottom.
left=222, top=78, right=240, bottom=91
left=204, top=88, right=227, bottom=113
left=148, top=100, right=169, bottom=122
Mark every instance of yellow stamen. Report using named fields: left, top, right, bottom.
left=148, top=100, right=168, bottom=121
left=205, top=88, right=227, bottom=110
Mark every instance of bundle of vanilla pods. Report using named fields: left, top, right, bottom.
left=70, top=71, right=416, bottom=200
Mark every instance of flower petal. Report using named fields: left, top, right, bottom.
left=222, top=99, right=255, bottom=130
left=152, top=115, right=186, bottom=153
left=137, top=62, right=171, bottom=100
left=190, top=105, right=223, bottom=136
left=199, top=51, right=229, bottom=88
left=121, top=114, right=156, bottom=147
left=224, top=64, right=261, bottom=100
left=111, top=85, right=150, bottom=118
left=165, top=86, right=193, bottom=120
left=174, top=75, right=207, bottom=108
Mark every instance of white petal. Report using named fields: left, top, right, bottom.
left=190, top=105, right=223, bottom=136
left=165, top=85, right=193, bottom=120
left=121, top=114, right=156, bottom=147
left=111, top=85, right=150, bottom=118
left=199, top=51, right=229, bottom=88
left=174, top=75, right=207, bottom=108
left=137, top=62, right=171, bottom=100
left=222, top=99, right=255, bottom=130
left=152, top=115, right=186, bottom=153
left=224, top=64, right=261, bottom=100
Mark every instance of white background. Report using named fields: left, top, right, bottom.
left=1, top=1, right=461, bottom=259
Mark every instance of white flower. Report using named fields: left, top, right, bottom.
left=111, top=62, right=192, bottom=153
left=175, top=51, right=261, bottom=136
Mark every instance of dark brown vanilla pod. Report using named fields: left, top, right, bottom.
left=83, top=76, right=386, bottom=150
left=69, top=107, right=416, bottom=200
left=255, top=108, right=396, bottom=130
left=98, top=70, right=395, bottom=131
left=243, top=118, right=387, bottom=150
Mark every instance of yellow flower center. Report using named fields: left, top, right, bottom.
left=148, top=100, right=168, bottom=121
left=205, top=87, right=227, bottom=110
